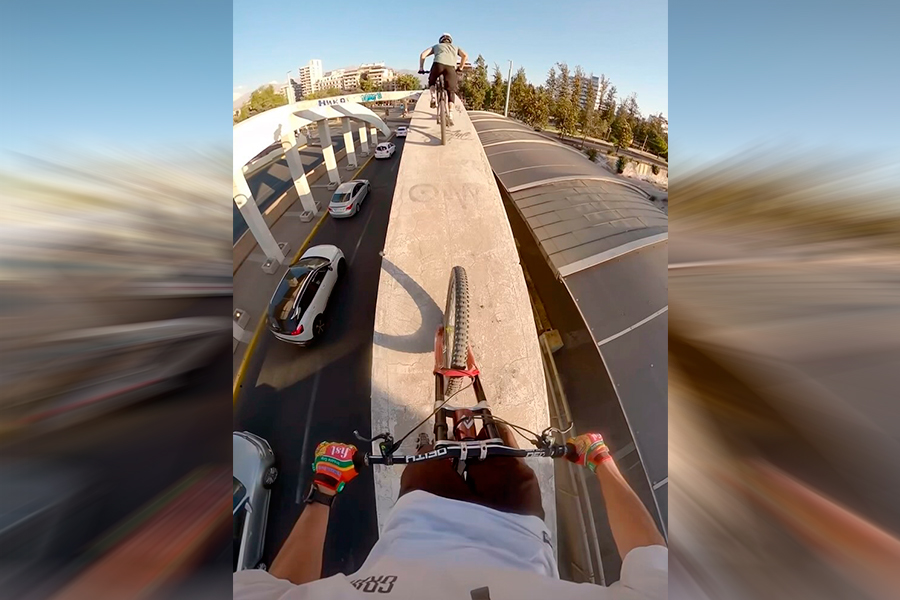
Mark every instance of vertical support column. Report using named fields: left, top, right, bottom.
left=358, top=125, right=369, bottom=156
left=370, top=124, right=378, bottom=146
left=342, top=117, right=357, bottom=170
left=281, top=133, right=318, bottom=215
left=317, top=119, right=340, bottom=190
left=234, top=170, right=286, bottom=272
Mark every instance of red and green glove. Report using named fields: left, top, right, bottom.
left=566, top=433, right=613, bottom=472
left=312, top=441, right=360, bottom=494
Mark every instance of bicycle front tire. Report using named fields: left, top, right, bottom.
left=443, top=266, right=469, bottom=396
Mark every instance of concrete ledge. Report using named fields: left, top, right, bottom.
left=233, top=147, right=348, bottom=272
left=370, top=97, right=557, bottom=545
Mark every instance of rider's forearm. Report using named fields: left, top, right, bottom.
left=593, top=459, right=666, bottom=559
left=268, top=500, right=330, bottom=585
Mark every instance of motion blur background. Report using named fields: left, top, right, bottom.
left=670, top=1, right=900, bottom=598
left=1, top=1, right=231, bottom=599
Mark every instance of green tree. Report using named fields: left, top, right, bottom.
left=545, top=66, right=558, bottom=122
left=553, top=62, right=577, bottom=137
left=394, top=73, right=421, bottom=91
left=578, top=71, right=598, bottom=141
left=487, top=64, right=506, bottom=113
left=509, top=67, right=529, bottom=118
left=234, top=85, right=288, bottom=123
left=359, top=75, right=377, bottom=92
left=600, top=85, right=617, bottom=124
left=459, top=55, right=489, bottom=110
left=303, top=87, right=343, bottom=100
left=610, top=115, right=633, bottom=148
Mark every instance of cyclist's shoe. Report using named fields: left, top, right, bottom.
left=312, top=441, right=360, bottom=493
left=430, top=97, right=436, bottom=109
left=447, top=111, right=455, bottom=126
left=566, top=433, right=612, bottom=472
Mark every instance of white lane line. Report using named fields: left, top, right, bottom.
left=595, top=306, right=668, bottom=348
left=295, top=369, right=322, bottom=504
left=349, top=193, right=379, bottom=266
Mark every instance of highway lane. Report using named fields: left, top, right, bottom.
left=233, top=138, right=406, bottom=576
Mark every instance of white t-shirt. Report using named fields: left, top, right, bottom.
left=234, top=490, right=667, bottom=599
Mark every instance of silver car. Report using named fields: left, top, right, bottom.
left=328, top=180, right=369, bottom=218
left=233, top=431, right=277, bottom=572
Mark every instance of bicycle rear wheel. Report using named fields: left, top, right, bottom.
left=443, top=266, right=469, bottom=396
left=439, top=91, right=447, bottom=145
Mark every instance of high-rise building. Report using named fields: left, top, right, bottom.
left=298, top=59, right=323, bottom=97
left=577, top=74, right=602, bottom=111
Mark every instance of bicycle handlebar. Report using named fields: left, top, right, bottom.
left=362, top=442, right=575, bottom=466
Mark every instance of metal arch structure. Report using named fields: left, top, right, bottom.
left=233, top=90, right=421, bottom=172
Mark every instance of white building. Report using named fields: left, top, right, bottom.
left=577, top=74, right=602, bottom=111
left=298, top=59, right=323, bottom=97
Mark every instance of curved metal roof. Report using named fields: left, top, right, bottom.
left=472, top=112, right=668, bottom=529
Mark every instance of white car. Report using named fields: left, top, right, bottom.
left=234, top=431, right=276, bottom=572
left=374, top=142, right=396, bottom=159
left=395, top=126, right=408, bottom=138
left=328, top=180, right=369, bottom=218
left=266, top=245, right=346, bottom=345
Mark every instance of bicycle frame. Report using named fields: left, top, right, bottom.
left=435, top=73, right=448, bottom=145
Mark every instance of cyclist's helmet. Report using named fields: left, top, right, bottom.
left=439, top=33, right=452, bottom=44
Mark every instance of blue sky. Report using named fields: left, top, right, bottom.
left=671, top=0, right=900, bottom=169
left=233, top=0, right=668, bottom=118
left=0, top=0, right=231, bottom=160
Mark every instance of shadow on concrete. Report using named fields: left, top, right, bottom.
left=403, top=124, right=441, bottom=146
left=373, top=258, right=442, bottom=354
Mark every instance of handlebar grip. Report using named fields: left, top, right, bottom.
left=353, top=450, right=367, bottom=472
left=564, top=442, right=578, bottom=462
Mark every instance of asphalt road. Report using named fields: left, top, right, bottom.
left=233, top=138, right=406, bottom=577
left=0, top=297, right=232, bottom=600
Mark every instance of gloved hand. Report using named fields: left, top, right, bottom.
left=312, top=441, right=360, bottom=494
left=566, top=433, right=612, bottom=472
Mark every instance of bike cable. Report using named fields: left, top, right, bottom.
left=390, top=379, right=476, bottom=452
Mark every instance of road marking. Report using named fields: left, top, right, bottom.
left=296, top=369, right=322, bottom=504
left=350, top=196, right=379, bottom=266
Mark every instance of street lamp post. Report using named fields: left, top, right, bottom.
left=286, top=71, right=295, bottom=103
left=503, top=60, right=512, bottom=117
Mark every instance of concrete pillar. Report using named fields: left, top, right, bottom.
left=358, top=125, right=369, bottom=156
left=317, top=119, right=340, bottom=190
left=342, top=117, right=357, bottom=170
left=233, top=171, right=286, bottom=268
left=370, top=124, right=378, bottom=146
left=281, top=134, right=318, bottom=215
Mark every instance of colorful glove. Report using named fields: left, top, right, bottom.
left=566, top=433, right=612, bottom=472
left=312, top=441, right=359, bottom=493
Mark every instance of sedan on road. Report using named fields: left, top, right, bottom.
left=234, top=431, right=277, bottom=572
left=266, top=244, right=346, bottom=345
left=374, top=142, right=396, bottom=159
left=328, top=180, right=369, bottom=218
left=395, top=126, right=408, bottom=138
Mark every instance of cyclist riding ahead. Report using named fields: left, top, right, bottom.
left=418, top=33, right=467, bottom=126
left=234, top=431, right=667, bottom=598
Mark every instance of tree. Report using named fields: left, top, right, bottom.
left=459, top=54, right=489, bottom=110
left=519, top=83, right=550, bottom=129
left=578, top=71, right=598, bottom=142
left=394, top=73, right=421, bottom=91
left=600, top=85, right=617, bottom=124
left=545, top=66, right=558, bottom=121
left=509, top=67, right=529, bottom=118
left=303, top=87, right=343, bottom=100
left=486, top=64, right=506, bottom=113
left=553, top=62, right=577, bottom=137
left=359, top=75, right=377, bottom=92
left=234, top=85, right=288, bottom=123
left=610, top=115, right=633, bottom=148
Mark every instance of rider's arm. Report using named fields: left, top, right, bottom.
left=268, top=442, right=360, bottom=586
left=268, top=491, right=333, bottom=585
left=594, top=457, right=666, bottom=559
left=419, top=47, right=433, bottom=71
left=567, top=434, right=665, bottom=560
left=457, top=48, right=468, bottom=70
